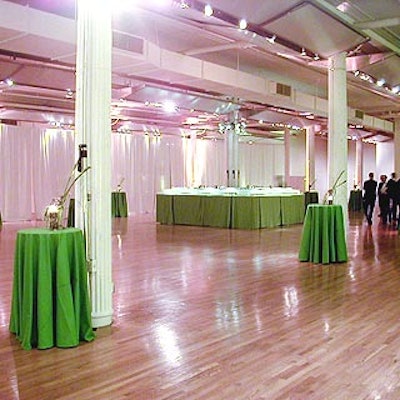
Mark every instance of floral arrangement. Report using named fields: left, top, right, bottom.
left=44, top=160, right=90, bottom=230
left=323, top=170, right=346, bottom=205
left=116, top=177, right=125, bottom=192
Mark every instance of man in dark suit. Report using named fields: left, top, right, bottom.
left=363, top=172, right=377, bottom=225
left=386, top=172, right=397, bottom=223
left=378, top=174, right=390, bottom=225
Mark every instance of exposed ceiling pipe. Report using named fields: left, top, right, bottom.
left=0, top=49, right=75, bottom=72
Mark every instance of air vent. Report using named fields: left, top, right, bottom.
left=0, top=119, right=17, bottom=126
left=355, top=109, right=364, bottom=119
left=276, top=83, right=292, bottom=97
left=113, top=32, right=144, bottom=54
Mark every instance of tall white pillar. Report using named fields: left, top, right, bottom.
left=355, top=139, right=363, bottom=188
left=305, top=125, right=316, bottom=191
left=284, top=127, right=290, bottom=187
left=226, top=111, right=240, bottom=187
left=226, top=129, right=240, bottom=186
left=328, top=52, right=348, bottom=224
left=394, top=119, right=400, bottom=174
left=75, top=0, right=113, bottom=328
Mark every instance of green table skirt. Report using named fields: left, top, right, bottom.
left=9, top=228, right=95, bottom=350
left=349, top=190, right=362, bottom=211
left=67, top=192, right=128, bottom=227
left=156, top=194, right=304, bottom=229
left=112, top=192, right=128, bottom=218
left=299, top=204, right=348, bottom=264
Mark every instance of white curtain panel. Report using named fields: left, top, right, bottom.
left=0, top=124, right=36, bottom=220
left=33, top=129, right=76, bottom=219
left=0, top=126, right=76, bottom=221
left=1, top=125, right=287, bottom=221
left=239, top=141, right=285, bottom=187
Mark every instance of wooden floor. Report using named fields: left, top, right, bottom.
left=1, top=212, right=400, bottom=399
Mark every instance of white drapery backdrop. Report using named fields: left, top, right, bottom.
left=0, top=124, right=286, bottom=221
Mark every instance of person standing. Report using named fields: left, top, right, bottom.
left=363, top=172, right=377, bottom=225
left=378, top=174, right=390, bottom=225
left=386, top=172, right=397, bottom=223
left=395, top=178, right=400, bottom=228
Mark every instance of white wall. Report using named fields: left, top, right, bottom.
left=376, top=140, right=394, bottom=178
left=362, top=143, right=377, bottom=183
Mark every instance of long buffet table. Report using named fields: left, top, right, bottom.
left=156, top=187, right=305, bottom=229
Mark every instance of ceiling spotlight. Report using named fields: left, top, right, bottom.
left=239, top=19, right=247, bottom=30
left=313, top=54, right=320, bottom=61
left=301, top=48, right=307, bottom=56
left=65, top=88, right=74, bottom=99
left=162, top=100, right=177, bottom=113
left=376, top=78, right=385, bottom=87
left=392, top=86, right=400, bottom=94
left=337, top=1, right=350, bottom=12
left=179, top=0, right=189, bottom=9
left=266, top=34, right=276, bottom=44
left=354, top=70, right=360, bottom=77
left=5, top=78, right=14, bottom=86
left=204, top=4, right=213, bottom=17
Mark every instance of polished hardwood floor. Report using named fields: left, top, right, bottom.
left=1, top=212, right=400, bottom=399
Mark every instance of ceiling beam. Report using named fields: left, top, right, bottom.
left=354, top=17, right=400, bottom=29
left=185, top=42, right=255, bottom=56
left=313, top=0, right=400, bottom=57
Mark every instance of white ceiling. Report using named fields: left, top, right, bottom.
left=0, top=0, right=399, bottom=142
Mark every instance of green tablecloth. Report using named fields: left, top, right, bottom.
left=173, top=195, right=203, bottom=225
left=281, top=195, right=305, bottom=225
left=156, top=194, right=174, bottom=225
left=349, top=190, right=362, bottom=211
left=299, top=204, right=348, bottom=264
left=67, top=192, right=128, bottom=227
left=231, top=196, right=261, bottom=229
left=203, top=196, right=232, bottom=228
left=9, top=228, right=95, bottom=350
left=112, top=192, right=128, bottom=217
left=156, top=194, right=304, bottom=229
left=259, top=196, right=282, bottom=228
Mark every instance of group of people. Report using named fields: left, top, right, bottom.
left=363, top=172, right=400, bottom=226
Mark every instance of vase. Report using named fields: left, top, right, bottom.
left=45, top=205, right=64, bottom=230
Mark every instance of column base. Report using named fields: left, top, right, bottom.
left=92, top=311, right=113, bottom=328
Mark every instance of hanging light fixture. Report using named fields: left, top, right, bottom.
left=239, top=18, right=247, bottom=30
left=204, top=4, right=213, bottom=17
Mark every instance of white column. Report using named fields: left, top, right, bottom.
left=355, top=139, right=363, bottom=188
left=75, top=0, right=113, bottom=328
left=284, top=127, right=290, bottom=187
left=226, top=112, right=240, bottom=187
left=226, top=129, right=239, bottom=187
left=305, top=125, right=316, bottom=191
left=328, top=52, right=348, bottom=224
left=394, top=119, right=400, bottom=174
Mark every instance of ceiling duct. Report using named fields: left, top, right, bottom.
left=112, top=32, right=144, bottom=55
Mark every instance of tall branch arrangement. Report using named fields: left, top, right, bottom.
left=44, top=160, right=90, bottom=229
left=323, top=170, right=347, bottom=204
